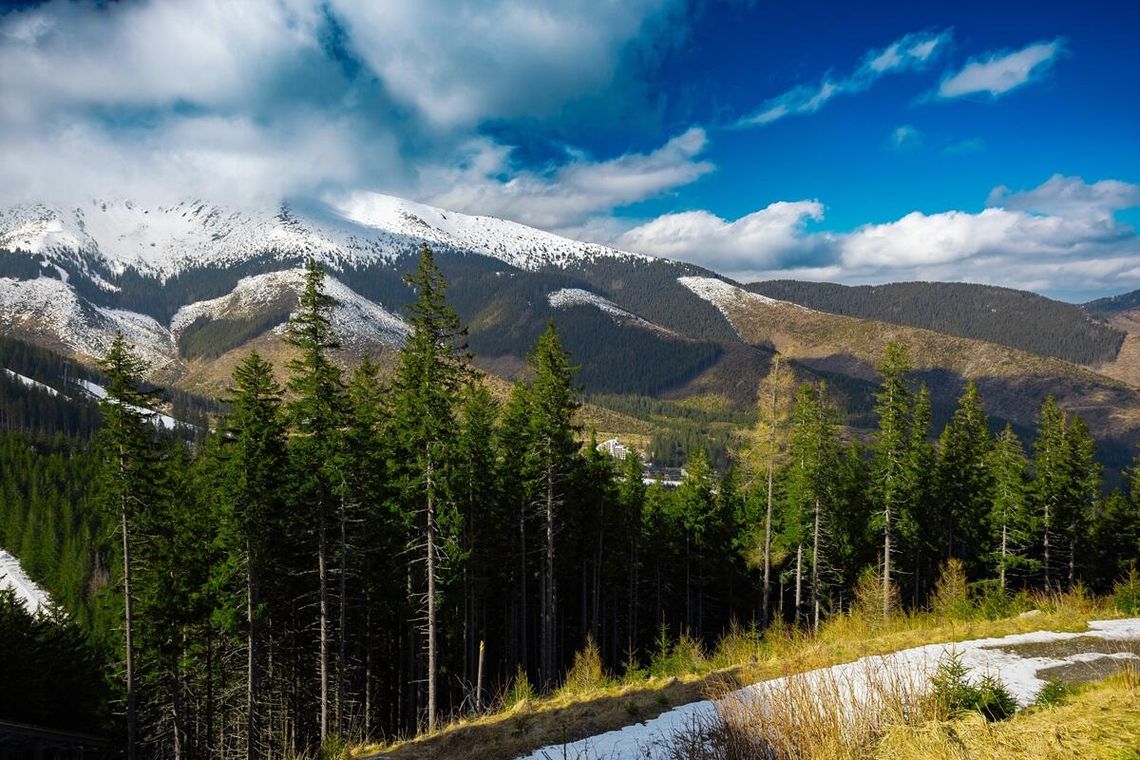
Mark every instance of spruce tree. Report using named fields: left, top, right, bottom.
left=871, top=341, right=913, bottom=616
left=390, top=245, right=469, bottom=731
left=95, top=332, right=159, bottom=760
left=284, top=259, right=347, bottom=743
left=988, top=424, right=1031, bottom=591
left=215, top=352, right=286, bottom=759
left=1032, top=395, right=1068, bottom=589
left=523, top=321, right=580, bottom=688
left=934, top=380, right=993, bottom=576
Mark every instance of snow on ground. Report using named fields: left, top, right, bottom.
left=0, top=547, right=52, bottom=616
left=2, top=368, right=62, bottom=397
left=678, top=275, right=811, bottom=338
left=76, top=378, right=182, bottom=431
left=547, top=288, right=676, bottom=335
left=515, top=618, right=1140, bottom=760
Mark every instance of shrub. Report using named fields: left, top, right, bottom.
left=649, top=629, right=707, bottom=678
left=1033, top=679, right=1073, bottom=707
left=851, top=565, right=902, bottom=623
left=503, top=665, right=535, bottom=710
left=931, top=653, right=1017, bottom=722
left=931, top=558, right=972, bottom=621
left=559, top=634, right=607, bottom=695
left=1113, top=567, right=1140, bottom=615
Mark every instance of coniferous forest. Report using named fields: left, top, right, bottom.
left=2, top=246, right=1139, bottom=759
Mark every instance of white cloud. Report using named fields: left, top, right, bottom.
left=609, top=176, right=1140, bottom=299
left=328, top=0, right=676, bottom=128
left=0, top=0, right=680, bottom=208
left=937, top=39, right=1063, bottom=99
left=740, top=30, right=951, bottom=126
left=420, top=128, right=714, bottom=231
left=615, top=200, right=828, bottom=270
left=890, top=125, right=921, bottom=151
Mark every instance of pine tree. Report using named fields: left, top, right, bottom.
left=284, top=259, right=347, bottom=743
left=95, top=332, right=160, bottom=760
left=390, top=245, right=469, bottom=731
left=934, top=380, right=993, bottom=577
left=1032, top=395, right=1068, bottom=590
left=523, top=321, right=580, bottom=689
left=871, top=341, right=913, bottom=616
left=215, top=352, right=286, bottom=759
left=738, top=355, right=795, bottom=626
left=988, top=424, right=1031, bottom=591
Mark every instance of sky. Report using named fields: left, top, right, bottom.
left=1, top=0, right=1137, bottom=301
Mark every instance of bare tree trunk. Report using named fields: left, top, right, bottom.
left=519, top=500, right=527, bottom=672
left=999, top=518, right=1008, bottom=592
left=319, top=505, right=329, bottom=743
left=426, top=457, right=438, bottom=733
left=542, top=464, right=556, bottom=689
left=1043, top=502, right=1051, bottom=590
left=247, top=536, right=259, bottom=760
left=1068, top=533, right=1076, bottom=589
left=882, top=501, right=892, bottom=618
left=794, top=543, right=803, bottom=626
left=812, top=497, right=821, bottom=634
left=475, top=640, right=485, bottom=713
left=338, top=492, right=347, bottom=738
left=762, top=356, right=780, bottom=627
left=122, top=501, right=137, bottom=760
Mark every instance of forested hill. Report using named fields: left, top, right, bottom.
left=1085, top=288, right=1140, bottom=317
left=747, top=280, right=1125, bottom=366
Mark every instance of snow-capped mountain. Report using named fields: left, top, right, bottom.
left=0, top=194, right=648, bottom=283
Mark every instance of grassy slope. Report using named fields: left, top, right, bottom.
left=351, top=594, right=1120, bottom=760
left=715, top=294, right=1140, bottom=444
left=878, top=672, right=1139, bottom=759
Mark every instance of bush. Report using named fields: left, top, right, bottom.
left=503, top=665, right=535, bottom=710
left=1033, top=679, right=1073, bottom=707
left=851, top=565, right=902, bottom=623
left=558, top=634, right=607, bottom=695
left=1113, top=567, right=1140, bottom=615
left=649, top=627, right=707, bottom=678
left=931, top=559, right=972, bottom=621
left=931, top=653, right=1017, bottom=722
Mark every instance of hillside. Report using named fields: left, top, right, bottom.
left=747, top=280, right=1125, bottom=367
left=3, top=195, right=1140, bottom=465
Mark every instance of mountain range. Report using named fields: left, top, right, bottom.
left=2, top=194, right=1140, bottom=466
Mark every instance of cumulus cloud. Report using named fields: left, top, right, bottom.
left=610, top=175, right=1140, bottom=299
left=937, top=39, right=1063, bottom=99
left=616, top=200, right=830, bottom=271
left=0, top=0, right=680, bottom=207
left=740, top=30, right=950, bottom=126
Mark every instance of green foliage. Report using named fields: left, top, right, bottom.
left=1033, top=679, right=1074, bottom=707
left=931, top=653, right=1018, bottom=722
left=559, top=635, right=608, bottom=695
left=1112, top=568, right=1140, bottom=615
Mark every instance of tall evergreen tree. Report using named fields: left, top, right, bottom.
left=284, top=259, right=347, bottom=743
left=1032, top=395, right=1069, bottom=590
left=390, top=245, right=469, bottom=731
left=934, top=380, right=993, bottom=576
left=988, top=424, right=1031, bottom=591
left=523, top=321, right=581, bottom=688
left=214, top=352, right=286, bottom=759
left=871, top=341, right=913, bottom=616
left=95, top=333, right=160, bottom=760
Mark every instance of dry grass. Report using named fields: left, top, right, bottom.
left=349, top=590, right=1120, bottom=760
left=876, top=668, right=1140, bottom=759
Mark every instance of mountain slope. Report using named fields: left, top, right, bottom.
left=747, top=280, right=1125, bottom=367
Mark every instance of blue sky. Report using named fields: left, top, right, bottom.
left=1, top=0, right=1137, bottom=300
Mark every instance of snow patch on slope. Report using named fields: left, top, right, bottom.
left=547, top=288, right=676, bottom=335
left=1, top=195, right=652, bottom=281
left=0, top=277, right=176, bottom=372
left=174, top=269, right=410, bottom=348
left=75, top=378, right=182, bottom=430
left=0, top=548, right=53, bottom=616
left=515, top=618, right=1140, bottom=760
left=679, top=275, right=811, bottom=338
left=3, top=368, right=63, bottom=397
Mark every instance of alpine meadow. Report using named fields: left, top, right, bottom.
left=1, top=1, right=1139, bottom=759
